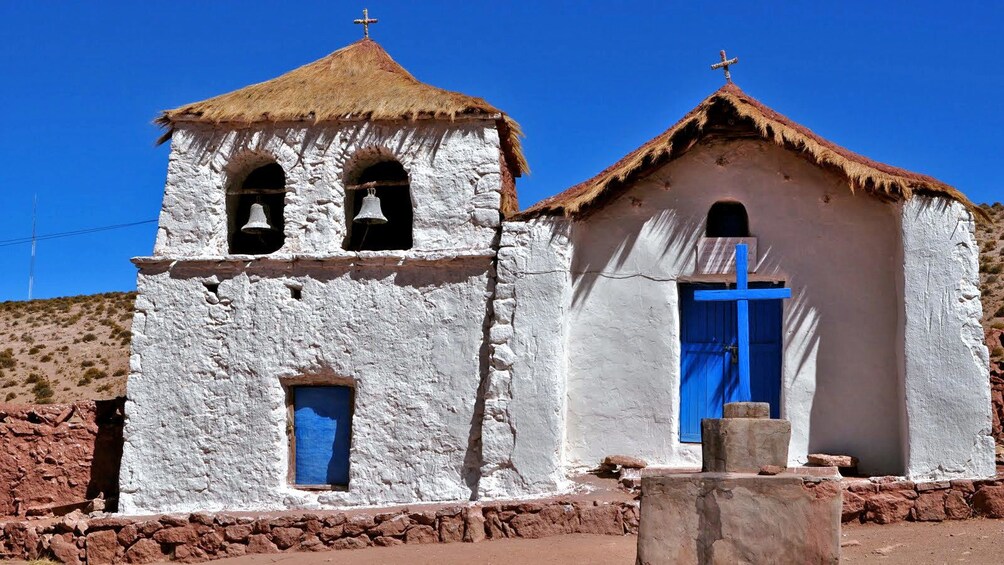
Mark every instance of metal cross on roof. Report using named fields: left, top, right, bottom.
left=710, top=50, right=739, bottom=84
left=354, top=8, right=378, bottom=39
left=694, top=243, right=791, bottom=402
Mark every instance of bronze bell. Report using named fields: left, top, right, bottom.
left=353, top=187, right=388, bottom=224
left=241, top=202, right=273, bottom=234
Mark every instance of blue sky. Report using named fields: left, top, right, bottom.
left=0, top=1, right=1000, bottom=301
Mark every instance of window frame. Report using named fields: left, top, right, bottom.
left=282, top=375, right=356, bottom=491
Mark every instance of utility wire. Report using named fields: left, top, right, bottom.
left=0, top=219, right=158, bottom=248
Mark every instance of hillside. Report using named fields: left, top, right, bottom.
left=978, top=203, right=1004, bottom=367
left=0, top=204, right=1001, bottom=406
left=0, top=292, right=133, bottom=404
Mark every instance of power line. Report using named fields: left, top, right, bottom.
left=0, top=219, right=158, bottom=248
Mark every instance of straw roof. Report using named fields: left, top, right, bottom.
left=519, top=83, right=981, bottom=220
left=157, top=39, right=526, bottom=215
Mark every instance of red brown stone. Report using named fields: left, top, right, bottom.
left=945, top=491, right=972, bottom=520
left=117, top=524, right=139, bottom=546
left=913, top=491, right=947, bottom=522
left=602, top=455, right=648, bottom=469
left=125, top=538, right=166, bottom=564
left=269, top=527, right=303, bottom=550
left=864, top=492, right=914, bottom=524
left=438, top=514, right=463, bottom=543
left=464, top=507, right=486, bottom=543
left=152, top=526, right=198, bottom=545
left=223, top=524, right=252, bottom=543
left=374, top=536, right=404, bottom=547
left=841, top=490, right=865, bottom=523
left=49, top=533, right=81, bottom=565
left=85, top=529, right=119, bottom=565
left=318, top=525, right=344, bottom=544
left=332, top=534, right=371, bottom=550
left=246, top=534, right=279, bottom=554
left=972, top=485, right=1004, bottom=518
left=371, top=515, right=408, bottom=537
left=577, top=505, right=623, bottom=535
left=405, top=525, right=439, bottom=544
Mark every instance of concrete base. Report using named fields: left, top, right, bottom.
left=701, top=418, right=791, bottom=473
left=636, top=473, right=841, bottom=565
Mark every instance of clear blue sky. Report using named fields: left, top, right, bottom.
left=0, top=1, right=1000, bottom=301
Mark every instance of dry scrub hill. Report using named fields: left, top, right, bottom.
left=0, top=292, right=133, bottom=404
left=978, top=203, right=1004, bottom=367
left=0, top=204, right=1000, bottom=406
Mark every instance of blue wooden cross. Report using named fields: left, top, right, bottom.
left=693, top=243, right=791, bottom=402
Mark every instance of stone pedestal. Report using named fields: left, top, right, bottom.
left=637, top=403, right=841, bottom=564
left=701, top=402, right=790, bottom=473
left=636, top=473, right=841, bottom=565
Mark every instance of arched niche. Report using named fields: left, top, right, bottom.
left=343, top=150, right=413, bottom=252
left=706, top=201, right=750, bottom=238
left=227, top=161, right=286, bottom=255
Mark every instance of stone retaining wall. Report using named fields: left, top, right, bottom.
left=0, top=399, right=124, bottom=518
left=0, top=499, right=639, bottom=564
left=4, top=474, right=1004, bottom=563
left=843, top=476, right=1004, bottom=524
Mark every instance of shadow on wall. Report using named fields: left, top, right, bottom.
left=88, top=398, right=125, bottom=510
left=566, top=185, right=906, bottom=475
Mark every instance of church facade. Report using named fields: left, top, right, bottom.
left=119, top=39, right=993, bottom=514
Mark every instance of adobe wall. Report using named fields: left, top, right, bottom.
left=122, top=120, right=511, bottom=513
left=479, top=218, right=572, bottom=498
left=153, top=120, right=505, bottom=257
left=565, top=138, right=906, bottom=475
left=901, top=197, right=994, bottom=479
left=0, top=399, right=124, bottom=518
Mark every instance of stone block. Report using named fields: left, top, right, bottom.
left=807, top=453, right=859, bottom=468
left=701, top=418, right=790, bottom=473
left=637, top=473, right=841, bottom=565
left=723, top=402, right=769, bottom=419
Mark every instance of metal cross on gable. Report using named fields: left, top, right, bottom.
left=710, top=49, right=739, bottom=84
left=354, top=8, right=378, bottom=39
left=693, top=243, right=791, bottom=402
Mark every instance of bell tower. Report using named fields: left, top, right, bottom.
left=120, top=35, right=526, bottom=513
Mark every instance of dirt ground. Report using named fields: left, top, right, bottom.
left=42, top=519, right=985, bottom=565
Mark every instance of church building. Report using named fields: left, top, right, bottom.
left=118, top=35, right=993, bottom=514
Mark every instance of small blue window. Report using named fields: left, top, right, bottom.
left=293, top=386, right=353, bottom=486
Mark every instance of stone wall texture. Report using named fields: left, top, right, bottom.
left=0, top=498, right=640, bottom=564
left=0, top=400, right=124, bottom=518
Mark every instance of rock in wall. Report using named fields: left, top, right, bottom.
left=0, top=399, right=124, bottom=517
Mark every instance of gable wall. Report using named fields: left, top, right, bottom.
left=564, top=138, right=906, bottom=474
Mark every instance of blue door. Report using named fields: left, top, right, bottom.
left=294, top=386, right=353, bottom=486
left=679, top=283, right=783, bottom=442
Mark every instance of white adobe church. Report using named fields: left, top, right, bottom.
left=118, top=36, right=994, bottom=514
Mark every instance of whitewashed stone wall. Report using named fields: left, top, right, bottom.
left=153, top=120, right=505, bottom=257
left=479, top=219, right=572, bottom=498
left=564, top=139, right=908, bottom=475
left=901, top=197, right=994, bottom=480
left=121, top=119, right=510, bottom=513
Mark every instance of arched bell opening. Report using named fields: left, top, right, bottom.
left=706, top=200, right=750, bottom=238
left=227, top=162, right=286, bottom=255
left=343, top=156, right=413, bottom=252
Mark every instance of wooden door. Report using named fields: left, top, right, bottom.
left=678, top=283, right=783, bottom=442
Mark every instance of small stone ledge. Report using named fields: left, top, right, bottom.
left=132, top=250, right=496, bottom=271
left=0, top=499, right=639, bottom=563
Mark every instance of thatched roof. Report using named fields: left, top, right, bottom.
left=519, top=83, right=981, bottom=220
left=157, top=39, right=526, bottom=214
